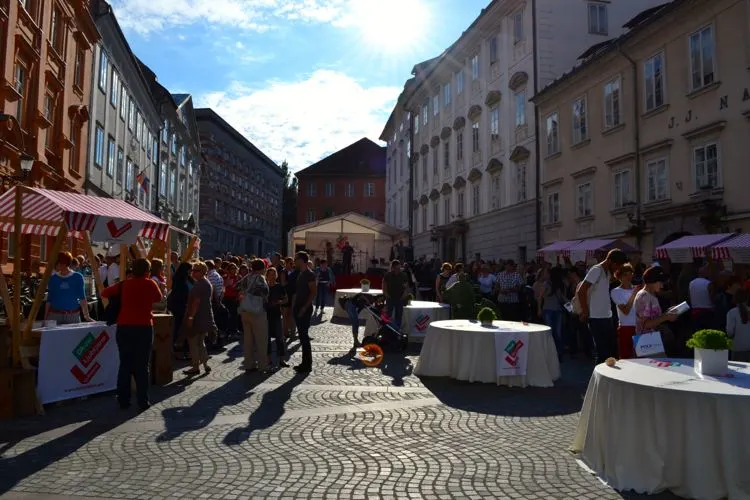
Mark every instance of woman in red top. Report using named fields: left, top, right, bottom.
left=222, top=263, right=240, bottom=336
left=102, top=258, right=163, bottom=411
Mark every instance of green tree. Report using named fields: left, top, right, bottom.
left=280, top=160, right=298, bottom=252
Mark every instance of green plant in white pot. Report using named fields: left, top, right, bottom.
left=360, top=279, right=371, bottom=292
left=686, top=329, right=732, bottom=376
left=477, top=307, right=497, bottom=328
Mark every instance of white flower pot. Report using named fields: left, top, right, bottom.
left=361, top=284, right=370, bottom=292
left=694, top=348, right=729, bottom=376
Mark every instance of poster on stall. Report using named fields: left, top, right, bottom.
left=90, top=216, right=143, bottom=245
left=494, top=330, right=529, bottom=377
left=38, top=322, right=120, bottom=404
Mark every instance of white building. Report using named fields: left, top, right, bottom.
left=383, top=0, right=665, bottom=263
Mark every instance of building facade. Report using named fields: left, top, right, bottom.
left=196, top=108, right=283, bottom=257
left=385, top=0, right=665, bottom=263
left=0, top=0, right=99, bottom=264
left=86, top=0, right=160, bottom=214
left=296, top=138, right=386, bottom=224
left=533, top=0, right=750, bottom=259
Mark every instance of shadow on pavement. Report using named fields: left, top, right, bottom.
left=222, top=372, right=309, bottom=445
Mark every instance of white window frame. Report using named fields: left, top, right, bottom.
left=433, top=94, right=439, bottom=116
left=422, top=103, right=428, bottom=125
left=456, top=70, right=464, bottom=94
left=471, top=54, right=479, bottom=81
left=325, top=182, right=334, bottom=197
left=98, top=50, right=108, bottom=92
left=546, top=112, right=559, bottom=155
left=572, top=96, right=588, bottom=144
left=612, top=169, right=632, bottom=209
left=688, top=25, right=715, bottom=92
left=692, top=142, right=721, bottom=190
left=577, top=182, right=593, bottom=218
left=489, top=36, right=498, bottom=64
left=94, top=124, right=104, bottom=167
left=307, top=182, right=316, bottom=197
left=645, top=157, right=669, bottom=203
left=644, top=51, right=665, bottom=111
left=547, top=192, right=560, bottom=224
left=489, top=106, right=500, bottom=142
left=443, top=83, right=451, bottom=107
left=414, top=114, right=420, bottom=134
left=603, top=77, right=621, bottom=129
left=471, top=121, right=480, bottom=153
left=514, top=90, right=526, bottom=127
left=365, top=182, right=376, bottom=197
left=588, top=2, right=608, bottom=35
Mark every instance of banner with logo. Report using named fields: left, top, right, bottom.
left=632, top=331, right=665, bottom=358
left=494, top=330, right=529, bottom=377
left=405, top=305, right=450, bottom=342
left=91, top=217, right=143, bottom=245
left=38, top=322, right=119, bottom=404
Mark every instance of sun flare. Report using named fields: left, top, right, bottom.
left=348, top=0, right=431, bottom=53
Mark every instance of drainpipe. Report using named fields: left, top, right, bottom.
left=617, top=45, right=642, bottom=250
left=407, top=105, right=415, bottom=250
left=531, top=0, right=542, bottom=249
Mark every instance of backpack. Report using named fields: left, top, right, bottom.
left=568, top=265, right=606, bottom=316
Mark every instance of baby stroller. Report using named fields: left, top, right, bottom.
left=339, top=293, right=408, bottom=366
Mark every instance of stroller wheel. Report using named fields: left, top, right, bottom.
left=358, top=343, right=384, bottom=367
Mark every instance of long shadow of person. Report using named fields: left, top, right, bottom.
left=222, top=372, right=309, bottom=445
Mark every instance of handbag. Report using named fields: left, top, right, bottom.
left=568, top=266, right=605, bottom=315
left=239, top=275, right=264, bottom=314
left=104, top=282, right=123, bottom=326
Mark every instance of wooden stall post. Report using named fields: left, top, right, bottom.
left=11, top=185, right=21, bottom=366
left=0, top=271, right=14, bottom=331
left=23, top=227, right=67, bottom=342
left=83, top=232, right=108, bottom=307
left=135, top=237, right=147, bottom=258
left=165, top=235, right=172, bottom=291
left=147, top=238, right=163, bottom=261
left=119, top=244, right=127, bottom=282
left=181, top=236, right=198, bottom=263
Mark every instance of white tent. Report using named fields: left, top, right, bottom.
left=289, top=212, right=407, bottom=271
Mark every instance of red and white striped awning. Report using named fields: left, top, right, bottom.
left=0, top=186, right=169, bottom=242
left=566, top=238, right=639, bottom=262
left=712, top=233, right=750, bottom=262
left=536, top=240, right=583, bottom=260
left=655, top=233, right=735, bottom=263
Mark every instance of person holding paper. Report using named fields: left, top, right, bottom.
left=610, top=264, right=641, bottom=359
left=634, top=266, right=677, bottom=335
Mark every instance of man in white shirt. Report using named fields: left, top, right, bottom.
left=106, top=248, right=120, bottom=286
left=576, top=249, right=628, bottom=362
left=689, top=265, right=714, bottom=330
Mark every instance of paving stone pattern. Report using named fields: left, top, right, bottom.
left=0, top=308, right=679, bottom=499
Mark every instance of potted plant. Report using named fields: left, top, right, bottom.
left=360, top=278, right=371, bottom=293
left=477, top=307, right=497, bottom=328
left=686, top=329, right=732, bottom=376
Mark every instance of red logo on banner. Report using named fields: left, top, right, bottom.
left=107, top=220, right=133, bottom=238
left=71, top=362, right=101, bottom=384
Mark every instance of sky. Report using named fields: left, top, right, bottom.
left=111, top=0, right=489, bottom=172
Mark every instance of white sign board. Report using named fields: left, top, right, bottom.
left=494, top=330, right=530, bottom=377
left=38, top=323, right=120, bottom=404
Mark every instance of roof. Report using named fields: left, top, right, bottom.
left=135, top=57, right=177, bottom=111
left=194, top=108, right=282, bottom=176
left=291, top=212, right=406, bottom=239
left=0, top=186, right=169, bottom=242
left=532, top=1, right=681, bottom=103
left=295, top=138, right=386, bottom=178
left=172, top=93, right=191, bottom=108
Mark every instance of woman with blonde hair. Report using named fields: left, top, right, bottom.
left=238, top=259, right=270, bottom=372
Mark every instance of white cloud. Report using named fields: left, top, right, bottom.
left=196, top=70, right=399, bottom=171
left=110, top=0, right=351, bottom=35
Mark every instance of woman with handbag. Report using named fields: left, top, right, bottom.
left=183, top=261, right=216, bottom=376
left=238, top=259, right=270, bottom=372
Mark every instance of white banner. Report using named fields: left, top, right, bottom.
left=38, top=322, right=119, bottom=404
left=405, top=305, right=450, bottom=341
left=494, top=330, right=530, bottom=377
left=91, top=216, right=143, bottom=245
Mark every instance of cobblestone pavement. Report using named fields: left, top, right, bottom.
left=0, top=309, right=679, bottom=499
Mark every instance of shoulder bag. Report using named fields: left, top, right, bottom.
left=239, top=275, right=264, bottom=314
left=568, top=266, right=605, bottom=316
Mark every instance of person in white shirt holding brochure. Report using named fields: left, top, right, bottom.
left=610, top=264, right=641, bottom=359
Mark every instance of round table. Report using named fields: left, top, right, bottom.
left=413, top=320, right=560, bottom=387
left=332, top=288, right=383, bottom=320
left=571, top=358, right=750, bottom=500
left=363, top=301, right=450, bottom=342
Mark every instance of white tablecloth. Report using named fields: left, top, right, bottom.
left=332, top=288, right=383, bottom=320
left=414, top=320, right=560, bottom=387
left=572, top=358, right=750, bottom=500
left=363, top=301, right=450, bottom=343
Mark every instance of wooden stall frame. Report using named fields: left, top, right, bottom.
left=83, top=232, right=108, bottom=308
left=181, top=235, right=198, bottom=263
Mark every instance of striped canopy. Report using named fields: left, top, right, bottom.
left=0, top=186, right=169, bottom=242
left=536, top=240, right=583, bottom=260
left=655, top=233, right=735, bottom=263
left=566, top=238, right=639, bottom=262
left=712, top=233, right=750, bottom=262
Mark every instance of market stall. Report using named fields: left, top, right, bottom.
left=711, top=233, right=750, bottom=262
left=535, top=240, right=582, bottom=263
left=654, top=233, right=736, bottom=263
left=0, top=186, right=176, bottom=416
left=564, top=238, right=639, bottom=264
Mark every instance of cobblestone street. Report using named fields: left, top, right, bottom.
left=0, top=311, right=675, bottom=499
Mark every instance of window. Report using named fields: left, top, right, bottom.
left=572, top=97, right=588, bottom=144
left=365, top=183, right=375, bottom=197
left=472, top=184, right=480, bottom=215
left=443, top=197, right=450, bottom=222
left=170, top=134, right=176, bottom=155
left=456, top=130, right=464, bottom=161
left=457, top=191, right=465, bottom=217
left=110, top=70, right=119, bottom=107
left=513, top=10, right=524, bottom=43
left=128, top=99, right=135, bottom=130
left=489, top=36, right=498, bottom=64
left=325, top=182, right=334, bottom=197
left=516, top=163, right=527, bottom=202
left=107, top=137, right=115, bottom=177
left=547, top=193, right=560, bottom=224
left=94, top=124, right=105, bottom=167
left=170, top=169, right=177, bottom=200
left=456, top=70, right=464, bottom=94
left=646, top=159, right=669, bottom=202
left=14, top=60, right=26, bottom=126
left=43, top=90, right=54, bottom=147
left=546, top=112, right=559, bottom=155
left=306, top=209, right=315, bottom=223
left=125, top=158, right=134, bottom=190
left=693, top=143, right=719, bottom=189
left=432, top=148, right=438, bottom=175
left=74, top=45, right=84, bottom=88
left=471, top=54, right=480, bottom=80
left=490, top=106, right=500, bottom=141
left=50, top=6, right=64, bottom=54
left=162, top=120, right=168, bottom=143
left=98, top=50, right=108, bottom=92
left=422, top=103, right=428, bottom=126
left=345, top=183, right=354, bottom=197
left=644, top=52, right=665, bottom=111
left=604, top=78, right=621, bottom=128
left=443, top=141, right=450, bottom=170
left=577, top=182, right=593, bottom=217
left=116, top=148, right=124, bottom=184
left=613, top=170, right=631, bottom=208
left=120, top=88, right=127, bottom=120
left=588, top=2, right=608, bottom=35
left=515, top=91, right=526, bottom=127
left=443, top=83, right=451, bottom=107
left=415, top=114, right=420, bottom=134
left=689, top=26, right=715, bottom=91
left=159, top=162, right=167, bottom=194
left=472, top=121, right=480, bottom=153
left=433, top=94, right=439, bottom=116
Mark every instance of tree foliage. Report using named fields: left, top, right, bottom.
left=280, top=160, right=298, bottom=252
